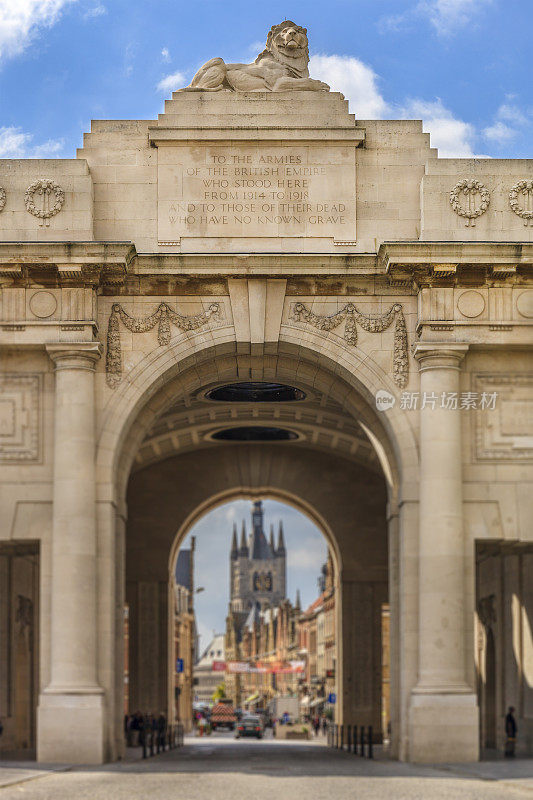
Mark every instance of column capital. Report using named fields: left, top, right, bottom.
left=46, top=342, right=102, bottom=371
left=413, top=342, right=469, bottom=372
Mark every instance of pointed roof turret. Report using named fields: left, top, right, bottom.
left=269, top=524, right=275, bottom=554
left=276, top=520, right=286, bottom=555
left=239, top=520, right=249, bottom=556
left=231, top=523, right=238, bottom=560
left=251, top=500, right=271, bottom=560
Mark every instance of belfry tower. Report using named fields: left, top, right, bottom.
left=229, top=500, right=286, bottom=614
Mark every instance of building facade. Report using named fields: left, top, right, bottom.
left=299, top=553, right=337, bottom=716
left=0, top=20, right=532, bottom=765
left=193, top=634, right=226, bottom=706
left=173, top=542, right=196, bottom=731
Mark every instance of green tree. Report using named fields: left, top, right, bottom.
left=212, top=682, right=226, bottom=702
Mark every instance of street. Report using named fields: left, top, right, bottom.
left=1, top=731, right=533, bottom=799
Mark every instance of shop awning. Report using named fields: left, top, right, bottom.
left=300, top=695, right=310, bottom=706
left=244, top=692, right=259, bottom=704
left=310, top=697, right=325, bottom=707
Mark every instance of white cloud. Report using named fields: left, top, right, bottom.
left=419, top=0, right=492, bottom=35
left=83, top=3, right=106, bottom=19
left=0, top=126, right=31, bottom=157
left=246, top=40, right=264, bottom=56
left=161, top=46, right=170, bottom=62
left=379, top=0, right=492, bottom=36
left=123, top=40, right=136, bottom=77
left=32, top=137, right=65, bottom=156
left=483, top=99, right=531, bottom=143
left=497, top=103, right=528, bottom=126
left=400, top=98, right=485, bottom=157
left=287, top=541, right=327, bottom=572
left=484, top=120, right=516, bottom=142
left=0, top=125, right=64, bottom=157
left=0, top=0, right=77, bottom=61
left=157, top=70, right=186, bottom=93
left=308, top=52, right=487, bottom=157
left=309, top=54, right=388, bottom=119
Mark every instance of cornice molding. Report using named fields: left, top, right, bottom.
left=1, top=240, right=532, bottom=287
left=379, top=241, right=533, bottom=287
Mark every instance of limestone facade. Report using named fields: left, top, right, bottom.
left=0, top=82, right=531, bottom=766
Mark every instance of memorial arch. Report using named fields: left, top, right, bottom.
left=101, top=337, right=410, bottom=764
left=1, top=26, right=532, bottom=766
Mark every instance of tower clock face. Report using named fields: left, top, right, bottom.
left=253, top=572, right=273, bottom=591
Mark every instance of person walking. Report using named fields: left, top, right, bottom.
left=157, top=712, right=167, bottom=750
left=505, top=706, right=517, bottom=757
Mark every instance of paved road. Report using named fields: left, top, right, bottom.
left=1, top=732, right=533, bottom=799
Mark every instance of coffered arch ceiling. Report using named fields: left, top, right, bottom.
left=132, top=386, right=381, bottom=477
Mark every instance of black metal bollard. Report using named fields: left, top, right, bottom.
left=150, top=730, right=154, bottom=757
left=360, top=725, right=365, bottom=758
left=142, top=731, right=147, bottom=759
left=347, top=725, right=351, bottom=752
left=353, top=725, right=358, bottom=754
left=368, top=725, right=373, bottom=759
left=334, top=724, right=338, bottom=748
left=340, top=725, right=344, bottom=750
left=156, top=732, right=160, bottom=754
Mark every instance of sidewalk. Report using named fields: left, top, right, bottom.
left=0, top=761, right=72, bottom=789
left=437, top=759, right=533, bottom=791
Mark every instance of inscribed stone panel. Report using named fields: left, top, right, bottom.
left=158, top=144, right=356, bottom=245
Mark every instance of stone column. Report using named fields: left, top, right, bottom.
left=38, top=344, right=105, bottom=764
left=408, top=344, right=478, bottom=762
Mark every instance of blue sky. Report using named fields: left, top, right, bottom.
left=0, top=0, right=532, bottom=159
left=180, top=499, right=328, bottom=653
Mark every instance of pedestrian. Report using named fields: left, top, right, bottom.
left=157, top=711, right=167, bottom=749
left=505, top=706, right=517, bottom=757
left=313, top=715, right=320, bottom=736
left=198, top=715, right=207, bottom=737
left=321, top=716, right=327, bottom=736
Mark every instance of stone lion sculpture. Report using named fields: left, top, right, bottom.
left=181, top=21, right=330, bottom=93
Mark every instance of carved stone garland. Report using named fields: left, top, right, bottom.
left=291, top=301, right=409, bottom=388
left=0, top=186, right=5, bottom=212
left=106, top=301, right=221, bottom=388
left=24, top=178, right=65, bottom=227
left=449, top=179, right=490, bottom=226
left=509, top=179, right=533, bottom=226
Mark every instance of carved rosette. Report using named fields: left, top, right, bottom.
left=0, top=186, right=6, bottom=212
left=291, top=301, right=409, bottom=388
left=509, top=179, right=533, bottom=226
left=24, top=178, right=65, bottom=227
left=449, top=179, right=490, bottom=226
left=106, top=301, right=221, bottom=388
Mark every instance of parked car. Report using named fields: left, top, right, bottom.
left=236, top=714, right=263, bottom=739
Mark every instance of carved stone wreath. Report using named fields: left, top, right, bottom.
left=0, top=186, right=5, bottom=213
left=24, top=178, right=65, bottom=226
left=291, top=301, right=409, bottom=388
left=509, top=179, right=533, bottom=226
left=449, top=179, right=490, bottom=226
left=106, top=301, right=221, bottom=388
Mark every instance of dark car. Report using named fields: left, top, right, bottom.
left=236, top=714, right=263, bottom=739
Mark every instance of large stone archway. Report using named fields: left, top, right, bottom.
left=2, top=74, right=531, bottom=769
left=99, top=339, right=407, bottom=764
